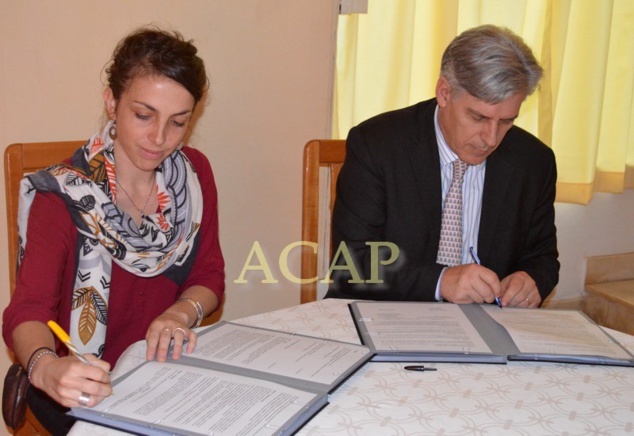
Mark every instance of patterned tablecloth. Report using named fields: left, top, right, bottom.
left=71, top=299, right=634, bottom=436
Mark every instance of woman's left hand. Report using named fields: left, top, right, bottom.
left=145, top=313, right=197, bottom=362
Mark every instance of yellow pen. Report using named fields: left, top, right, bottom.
left=47, top=320, right=91, bottom=365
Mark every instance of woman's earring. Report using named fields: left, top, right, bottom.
left=108, top=122, right=117, bottom=140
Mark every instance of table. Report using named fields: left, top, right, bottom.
left=71, top=299, right=634, bottom=435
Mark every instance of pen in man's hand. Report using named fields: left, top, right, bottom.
left=47, top=320, right=91, bottom=365
left=468, top=247, right=503, bottom=308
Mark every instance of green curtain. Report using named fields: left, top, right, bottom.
left=334, top=0, right=634, bottom=204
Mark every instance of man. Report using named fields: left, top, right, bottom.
left=325, top=25, right=559, bottom=307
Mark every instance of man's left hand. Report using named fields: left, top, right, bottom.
left=500, top=271, right=540, bottom=308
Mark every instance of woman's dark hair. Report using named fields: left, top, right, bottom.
left=106, top=27, right=208, bottom=104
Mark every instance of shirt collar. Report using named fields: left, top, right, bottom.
left=434, top=105, right=457, bottom=168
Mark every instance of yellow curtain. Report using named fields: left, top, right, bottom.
left=334, top=0, right=634, bottom=204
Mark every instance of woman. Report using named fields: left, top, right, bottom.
left=2, top=27, right=225, bottom=434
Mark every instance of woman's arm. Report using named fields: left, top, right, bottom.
left=145, top=285, right=219, bottom=361
left=145, top=148, right=225, bottom=362
left=12, top=320, right=112, bottom=408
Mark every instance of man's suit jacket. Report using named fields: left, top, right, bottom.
left=325, top=98, right=559, bottom=302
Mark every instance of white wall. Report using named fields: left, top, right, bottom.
left=0, top=0, right=338, bottom=406
left=554, top=190, right=634, bottom=302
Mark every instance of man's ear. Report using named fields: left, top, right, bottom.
left=435, top=76, right=451, bottom=107
left=103, top=87, right=117, bottom=119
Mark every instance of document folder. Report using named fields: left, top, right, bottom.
left=71, top=322, right=371, bottom=435
left=350, top=301, right=634, bottom=367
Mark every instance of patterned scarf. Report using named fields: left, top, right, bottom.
left=17, top=121, right=202, bottom=357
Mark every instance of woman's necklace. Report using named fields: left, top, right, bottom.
left=117, top=174, right=155, bottom=219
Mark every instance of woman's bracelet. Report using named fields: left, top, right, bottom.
left=27, top=348, right=58, bottom=384
left=177, top=297, right=204, bottom=328
left=26, top=346, right=55, bottom=371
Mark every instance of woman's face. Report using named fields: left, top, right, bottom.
left=104, top=74, right=195, bottom=172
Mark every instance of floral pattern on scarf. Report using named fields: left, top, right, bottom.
left=17, top=121, right=202, bottom=356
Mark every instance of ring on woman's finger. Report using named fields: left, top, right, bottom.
left=163, top=328, right=172, bottom=335
left=525, top=298, right=530, bottom=305
left=173, top=327, right=187, bottom=337
left=78, top=392, right=91, bottom=407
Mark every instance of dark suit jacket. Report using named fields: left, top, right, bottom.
left=325, top=98, right=559, bottom=302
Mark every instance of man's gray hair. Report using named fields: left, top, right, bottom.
left=440, top=25, right=543, bottom=103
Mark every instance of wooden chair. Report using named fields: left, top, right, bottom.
left=4, top=140, right=83, bottom=435
left=300, top=139, right=346, bottom=303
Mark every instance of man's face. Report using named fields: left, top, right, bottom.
left=435, top=77, right=525, bottom=165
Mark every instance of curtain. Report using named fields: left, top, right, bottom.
left=334, top=0, right=634, bottom=204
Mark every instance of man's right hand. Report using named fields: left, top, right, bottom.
left=439, top=264, right=502, bottom=304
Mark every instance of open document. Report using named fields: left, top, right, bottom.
left=350, top=301, right=634, bottom=366
left=70, top=322, right=371, bottom=436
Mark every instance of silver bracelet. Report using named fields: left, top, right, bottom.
left=178, top=298, right=204, bottom=328
left=28, top=349, right=58, bottom=384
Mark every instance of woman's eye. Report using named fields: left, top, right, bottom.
left=173, top=120, right=186, bottom=127
left=135, top=113, right=150, bottom=120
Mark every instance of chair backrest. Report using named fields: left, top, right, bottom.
left=4, top=141, right=84, bottom=295
left=300, top=139, right=346, bottom=303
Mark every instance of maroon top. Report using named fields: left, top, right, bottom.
left=3, top=146, right=225, bottom=366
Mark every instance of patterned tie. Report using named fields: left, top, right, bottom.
left=437, top=159, right=469, bottom=266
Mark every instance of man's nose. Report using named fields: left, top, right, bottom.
left=480, top=121, right=498, bottom=148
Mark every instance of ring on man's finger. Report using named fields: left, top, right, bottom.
left=525, top=298, right=530, bottom=304
left=173, top=327, right=187, bottom=337
left=78, top=392, right=91, bottom=407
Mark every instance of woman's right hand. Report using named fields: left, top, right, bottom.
left=29, top=353, right=112, bottom=408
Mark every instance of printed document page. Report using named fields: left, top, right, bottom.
left=354, top=302, right=492, bottom=353
left=188, top=322, right=369, bottom=386
left=482, top=306, right=632, bottom=359
left=76, top=361, right=319, bottom=436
